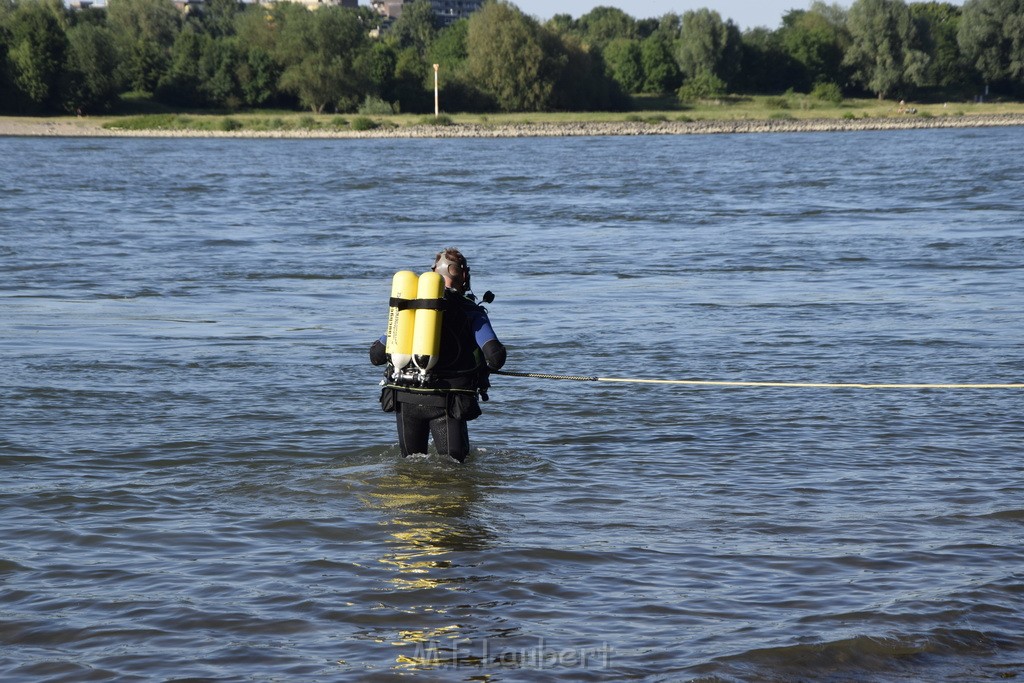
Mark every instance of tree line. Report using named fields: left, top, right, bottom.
left=1, top=0, right=1022, bottom=116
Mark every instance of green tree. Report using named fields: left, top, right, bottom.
left=197, top=34, right=239, bottom=106
left=3, top=0, right=68, bottom=113
left=657, top=12, right=682, bottom=37
left=675, top=9, right=743, bottom=87
left=466, top=1, right=560, bottom=111
left=233, top=1, right=286, bottom=54
left=845, top=0, right=928, bottom=98
left=425, top=18, right=487, bottom=111
left=362, top=39, right=396, bottom=99
left=910, top=2, right=974, bottom=89
left=549, top=32, right=626, bottom=111
left=958, top=0, right=1024, bottom=90
left=230, top=4, right=286, bottom=106
left=388, top=0, right=436, bottom=56
left=602, top=37, right=643, bottom=92
left=0, top=10, right=11, bottom=111
left=200, top=0, right=240, bottom=39
left=275, top=5, right=370, bottom=112
left=279, top=55, right=349, bottom=113
left=544, top=13, right=576, bottom=37
left=778, top=3, right=849, bottom=90
left=67, top=3, right=106, bottom=28
left=157, top=28, right=240, bottom=109
left=156, top=24, right=204, bottom=105
left=677, top=69, right=726, bottom=101
left=390, top=45, right=427, bottom=112
left=635, top=17, right=659, bottom=39
left=639, top=31, right=681, bottom=93
left=737, top=27, right=802, bottom=93
left=106, top=0, right=181, bottom=92
left=236, top=45, right=279, bottom=107
left=64, top=21, right=120, bottom=113
left=577, top=5, right=637, bottom=48
left=428, top=16, right=468, bottom=67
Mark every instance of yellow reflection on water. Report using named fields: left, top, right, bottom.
left=359, top=460, right=499, bottom=672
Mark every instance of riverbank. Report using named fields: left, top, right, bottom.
left=3, top=112, right=1024, bottom=138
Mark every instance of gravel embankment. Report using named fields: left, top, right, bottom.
left=2, top=114, right=1023, bottom=139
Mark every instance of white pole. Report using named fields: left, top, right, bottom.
left=433, top=64, right=439, bottom=118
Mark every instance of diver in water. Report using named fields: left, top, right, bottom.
left=370, top=248, right=506, bottom=462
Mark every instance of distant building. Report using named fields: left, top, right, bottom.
left=371, top=0, right=482, bottom=27
left=370, top=0, right=404, bottom=20
left=251, top=0, right=357, bottom=8
left=430, top=0, right=482, bottom=26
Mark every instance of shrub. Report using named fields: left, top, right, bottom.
left=811, top=82, right=843, bottom=103
left=218, top=118, right=242, bottom=132
left=777, top=88, right=815, bottom=110
left=358, top=96, right=397, bottom=116
left=420, top=114, right=454, bottom=126
left=104, top=114, right=186, bottom=130
left=351, top=117, right=379, bottom=131
left=677, top=71, right=726, bottom=102
left=246, top=117, right=280, bottom=131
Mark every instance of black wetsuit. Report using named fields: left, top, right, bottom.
left=370, top=290, right=505, bottom=462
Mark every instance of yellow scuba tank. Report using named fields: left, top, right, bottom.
left=385, top=270, right=418, bottom=370
left=412, top=271, right=444, bottom=372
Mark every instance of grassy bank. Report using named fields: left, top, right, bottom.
left=80, top=95, right=1024, bottom=133
left=4, top=94, right=1023, bottom=136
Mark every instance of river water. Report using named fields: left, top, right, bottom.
left=2, top=127, right=1023, bottom=682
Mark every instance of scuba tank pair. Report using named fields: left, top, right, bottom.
left=385, top=271, right=444, bottom=386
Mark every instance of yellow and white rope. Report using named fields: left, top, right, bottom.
left=495, top=370, right=1023, bottom=390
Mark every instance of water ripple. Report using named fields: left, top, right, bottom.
left=1, top=128, right=1023, bottom=681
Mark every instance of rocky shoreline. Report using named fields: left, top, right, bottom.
left=2, top=113, right=1023, bottom=139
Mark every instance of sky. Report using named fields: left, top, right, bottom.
left=506, top=0, right=961, bottom=31
left=508, top=0, right=818, bottom=30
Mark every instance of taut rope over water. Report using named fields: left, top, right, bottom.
left=494, top=370, right=1024, bottom=390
